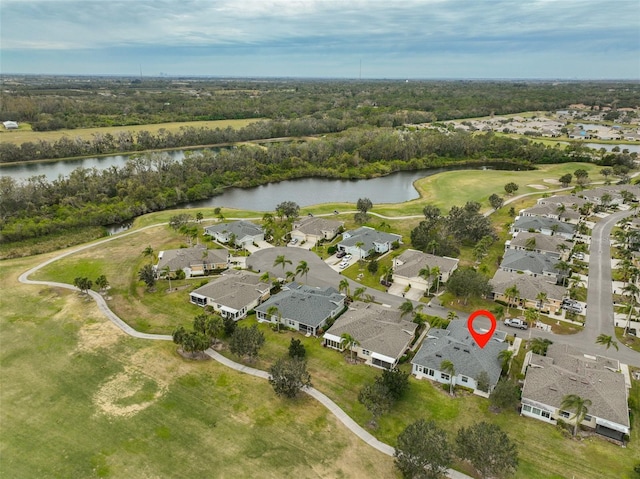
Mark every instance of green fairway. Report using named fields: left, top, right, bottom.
left=0, top=258, right=396, bottom=479
left=373, top=162, right=606, bottom=216
left=7, top=162, right=640, bottom=478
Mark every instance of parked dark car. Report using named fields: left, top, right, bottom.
left=336, top=250, right=346, bottom=258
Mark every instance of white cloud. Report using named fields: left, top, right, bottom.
left=1, top=0, right=638, bottom=77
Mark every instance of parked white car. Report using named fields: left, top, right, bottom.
left=504, top=318, right=529, bottom=330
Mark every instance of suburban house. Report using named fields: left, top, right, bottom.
left=491, top=269, right=567, bottom=314
left=511, top=216, right=576, bottom=240
left=537, top=195, right=589, bottom=210
left=290, top=217, right=344, bottom=246
left=519, top=203, right=581, bottom=223
left=204, top=221, right=264, bottom=248
left=499, top=249, right=562, bottom=280
left=568, top=128, right=591, bottom=140
left=521, top=344, right=630, bottom=443
left=579, top=188, right=623, bottom=207
left=505, top=232, right=571, bottom=259
left=338, top=226, right=402, bottom=259
left=391, top=249, right=459, bottom=292
left=412, top=320, right=507, bottom=395
left=189, top=270, right=270, bottom=320
left=255, top=283, right=345, bottom=336
left=323, top=302, right=417, bottom=369
left=155, top=245, right=229, bottom=277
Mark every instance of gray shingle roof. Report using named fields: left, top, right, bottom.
left=500, top=249, right=561, bottom=276
left=412, top=321, right=507, bottom=387
left=204, top=220, right=263, bottom=239
left=522, top=344, right=629, bottom=430
left=157, top=246, right=228, bottom=271
left=512, top=216, right=576, bottom=236
left=491, top=269, right=567, bottom=301
left=340, top=226, right=402, bottom=252
left=255, top=283, right=345, bottom=328
left=191, top=270, right=269, bottom=310
left=520, top=203, right=581, bottom=221
left=324, top=303, right=417, bottom=360
left=508, top=232, right=570, bottom=255
left=292, top=217, right=343, bottom=237
left=393, top=249, right=459, bottom=279
left=537, top=195, right=588, bottom=208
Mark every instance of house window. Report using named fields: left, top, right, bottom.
left=541, top=411, right=551, bottom=419
left=426, top=368, right=435, bottom=377
left=522, top=404, right=532, bottom=413
left=461, top=376, right=468, bottom=383
left=559, top=410, right=570, bottom=419
left=441, top=373, right=450, bottom=381
left=288, top=320, right=295, bottom=326
left=415, top=365, right=423, bottom=373
left=361, top=349, right=370, bottom=356
left=584, top=415, right=592, bottom=421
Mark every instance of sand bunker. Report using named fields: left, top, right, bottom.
left=527, top=184, right=548, bottom=190
left=543, top=178, right=561, bottom=184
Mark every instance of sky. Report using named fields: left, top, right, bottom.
left=1, top=0, right=639, bottom=79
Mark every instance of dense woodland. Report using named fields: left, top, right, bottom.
left=2, top=77, right=640, bottom=162
left=1, top=127, right=636, bottom=244
left=1, top=76, right=639, bottom=246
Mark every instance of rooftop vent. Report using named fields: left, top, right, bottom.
left=463, top=349, right=470, bottom=353
left=435, top=353, right=442, bottom=358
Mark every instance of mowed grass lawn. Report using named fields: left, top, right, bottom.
left=373, top=162, right=605, bottom=217
left=0, top=257, right=396, bottom=479
left=27, top=218, right=640, bottom=478
left=0, top=118, right=262, bottom=146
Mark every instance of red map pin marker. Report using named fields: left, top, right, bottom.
left=467, top=310, right=497, bottom=349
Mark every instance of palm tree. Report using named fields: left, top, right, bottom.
left=285, top=271, right=296, bottom=283
left=525, top=237, right=537, bottom=251
left=352, top=287, right=366, bottom=301
left=504, top=284, right=520, bottom=316
left=427, top=239, right=438, bottom=255
left=536, top=291, right=548, bottom=315
left=338, top=278, right=351, bottom=298
left=295, top=260, right=310, bottom=283
left=260, top=271, right=272, bottom=285
left=266, top=305, right=282, bottom=333
left=560, top=394, right=592, bottom=437
left=440, top=360, right=456, bottom=396
left=498, top=349, right=514, bottom=373
left=161, top=265, right=172, bottom=291
left=595, top=334, right=619, bottom=351
left=530, top=337, right=552, bottom=355
left=273, top=255, right=292, bottom=275
left=431, top=266, right=441, bottom=294
left=142, top=245, right=155, bottom=262
left=447, top=311, right=458, bottom=322
left=355, top=241, right=365, bottom=260
left=418, top=266, right=431, bottom=292
left=399, top=299, right=417, bottom=318
left=622, top=283, right=639, bottom=336
left=340, top=333, right=359, bottom=363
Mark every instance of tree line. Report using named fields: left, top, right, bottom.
left=0, top=127, right=632, bottom=244
left=5, top=77, right=639, bottom=130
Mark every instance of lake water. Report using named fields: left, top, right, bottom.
left=186, top=168, right=456, bottom=211
left=0, top=149, right=195, bottom=182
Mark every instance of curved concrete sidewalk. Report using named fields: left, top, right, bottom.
left=17, top=221, right=474, bottom=477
